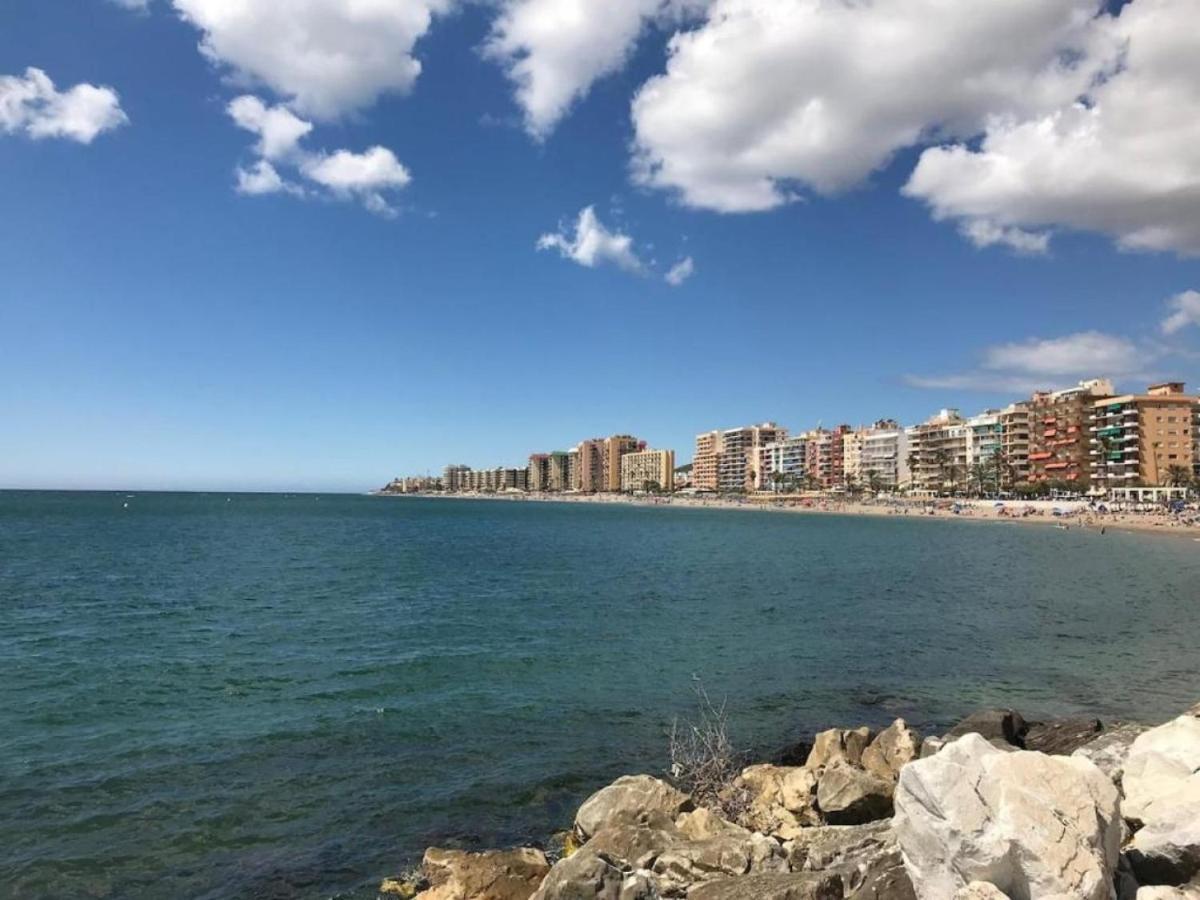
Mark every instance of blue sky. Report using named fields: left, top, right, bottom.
left=2, top=0, right=1199, bottom=491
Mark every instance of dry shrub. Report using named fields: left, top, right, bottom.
left=668, top=678, right=750, bottom=820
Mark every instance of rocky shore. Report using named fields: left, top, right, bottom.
left=380, top=701, right=1200, bottom=900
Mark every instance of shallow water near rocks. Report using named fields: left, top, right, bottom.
left=2, top=491, right=1198, bottom=899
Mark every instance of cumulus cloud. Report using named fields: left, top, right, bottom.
left=0, top=67, right=128, bottom=143
left=665, top=256, right=695, bottom=286
left=905, top=0, right=1200, bottom=255
left=959, top=220, right=1050, bottom=256
left=226, top=95, right=410, bottom=215
left=630, top=0, right=1102, bottom=212
left=983, top=332, right=1143, bottom=377
left=486, top=0, right=707, bottom=139
left=172, top=0, right=451, bottom=119
left=1161, top=290, right=1200, bottom=336
left=538, top=206, right=646, bottom=274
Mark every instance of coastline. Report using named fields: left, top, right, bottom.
left=375, top=490, right=1200, bottom=542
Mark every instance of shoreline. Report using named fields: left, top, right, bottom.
left=375, top=490, right=1200, bottom=542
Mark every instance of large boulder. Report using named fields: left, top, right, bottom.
left=529, top=849, right=649, bottom=900
left=1137, top=887, right=1200, bottom=899
left=651, top=831, right=787, bottom=894
left=860, top=720, right=922, bottom=782
left=685, top=871, right=844, bottom=900
left=1023, top=718, right=1103, bottom=755
left=575, top=775, right=693, bottom=841
left=1130, top=814, right=1200, bottom=887
left=1122, top=716, right=1200, bottom=828
left=1072, top=723, right=1149, bottom=784
left=816, top=762, right=894, bottom=826
left=676, top=808, right=751, bottom=842
left=807, top=727, right=873, bottom=770
left=893, top=733, right=1121, bottom=900
left=944, top=709, right=1028, bottom=748
left=952, top=885, right=1008, bottom=900
left=736, top=765, right=820, bottom=839
left=418, top=847, right=551, bottom=900
left=585, top=817, right=682, bottom=870
left=787, top=821, right=915, bottom=900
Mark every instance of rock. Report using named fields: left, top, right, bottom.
left=529, top=850, right=631, bottom=900
left=1072, top=723, right=1149, bottom=784
left=1023, top=717, right=1103, bottom=755
left=944, top=709, right=1028, bottom=748
left=737, top=765, right=820, bottom=839
left=575, top=776, right=693, bottom=841
left=787, top=821, right=915, bottom=900
left=893, top=733, right=1121, bottom=900
left=1129, top=810, right=1200, bottom=886
left=419, top=847, right=551, bottom=900
left=1137, top=886, right=1200, bottom=899
left=685, top=871, right=844, bottom=900
left=1122, top=716, right=1200, bottom=829
left=952, top=884, right=1009, bottom=899
left=860, top=720, right=922, bottom=782
left=807, top=727, right=873, bottom=770
left=816, top=762, right=894, bottom=826
left=382, top=877, right=420, bottom=898
left=676, top=808, right=750, bottom=842
left=918, top=737, right=944, bottom=759
left=586, top=819, right=682, bottom=869
left=651, top=832, right=787, bottom=894
left=1188, top=702, right=1200, bottom=718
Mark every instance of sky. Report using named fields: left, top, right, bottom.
left=2, top=0, right=1199, bottom=492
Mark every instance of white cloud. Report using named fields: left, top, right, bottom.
left=665, top=256, right=695, bottom=286
left=959, top=220, right=1050, bottom=256
left=983, top=331, right=1143, bottom=377
left=110, top=0, right=150, bottom=9
left=227, top=95, right=312, bottom=160
left=905, top=0, right=1200, bottom=255
left=172, top=0, right=451, bottom=119
left=0, top=67, right=128, bottom=144
left=902, top=373, right=1051, bottom=395
left=301, top=146, right=411, bottom=216
left=226, top=96, right=410, bottom=215
left=538, top=206, right=646, bottom=273
left=486, top=0, right=706, bottom=139
left=1161, top=290, right=1200, bottom=336
left=630, top=0, right=1102, bottom=212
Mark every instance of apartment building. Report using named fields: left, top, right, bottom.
left=1089, top=382, right=1199, bottom=489
left=860, top=425, right=909, bottom=490
left=620, top=449, right=676, bottom=493
left=604, top=435, right=644, bottom=491
left=842, top=429, right=865, bottom=485
left=695, top=423, right=783, bottom=492
left=802, top=425, right=851, bottom=489
left=906, top=409, right=969, bottom=493
left=999, top=402, right=1031, bottom=486
left=759, top=435, right=810, bottom=490
left=1026, top=378, right=1113, bottom=486
left=571, top=435, right=645, bottom=492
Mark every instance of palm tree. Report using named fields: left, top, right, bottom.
left=969, top=462, right=990, bottom=498
left=1165, top=465, right=1192, bottom=488
left=866, top=469, right=883, bottom=495
left=932, top=448, right=950, bottom=495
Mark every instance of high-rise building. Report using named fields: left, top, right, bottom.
left=603, top=435, right=644, bottom=491
left=1089, top=382, right=1199, bottom=489
left=999, top=402, right=1032, bottom=487
left=842, top=429, right=865, bottom=486
left=860, top=424, right=909, bottom=490
left=693, top=423, right=783, bottom=492
left=693, top=430, right=721, bottom=492
left=443, top=465, right=472, bottom=492
left=571, top=435, right=645, bottom=492
left=620, top=449, right=676, bottom=493
left=906, top=409, right=969, bottom=493
left=760, top=435, right=809, bottom=490
left=1026, top=378, right=1113, bottom=487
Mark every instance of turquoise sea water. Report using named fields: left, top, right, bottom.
left=2, top=491, right=1199, bottom=899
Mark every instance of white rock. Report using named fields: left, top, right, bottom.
left=1123, top=716, right=1200, bottom=826
left=953, top=883, right=1009, bottom=899
left=575, top=775, right=693, bottom=840
left=1129, top=805, right=1200, bottom=885
left=1137, top=886, right=1200, bottom=899
left=893, top=733, right=1121, bottom=900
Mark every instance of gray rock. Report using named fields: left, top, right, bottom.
left=816, top=762, right=894, bottom=826
left=807, top=727, right=873, bottom=770
left=651, top=831, right=787, bottom=894
left=953, top=884, right=1009, bottom=900
left=918, top=737, right=945, bottom=759
left=586, top=818, right=682, bottom=870
left=575, top=776, right=694, bottom=841
left=787, top=821, right=914, bottom=900
left=1023, top=717, right=1103, bottom=755
left=675, top=808, right=751, bottom=842
left=530, top=850, right=630, bottom=900
left=1129, top=810, right=1200, bottom=886
left=860, top=720, right=922, bottom=783
left=893, top=733, right=1121, bottom=900
left=944, top=709, right=1028, bottom=747
left=1072, top=723, right=1149, bottom=784
left=1121, top=716, right=1200, bottom=830
left=685, top=871, right=844, bottom=900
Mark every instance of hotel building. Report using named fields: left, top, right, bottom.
left=572, top=435, right=645, bottom=492
left=1026, top=379, right=1113, bottom=486
left=1089, top=382, right=1199, bottom=489
left=694, top=423, right=784, bottom=492
left=620, top=449, right=676, bottom=493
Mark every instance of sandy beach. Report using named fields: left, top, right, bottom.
left=380, top=490, right=1200, bottom=541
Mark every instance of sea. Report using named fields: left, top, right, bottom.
left=2, top=490, right=1198, bottom=899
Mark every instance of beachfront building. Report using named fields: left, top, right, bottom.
left=999, top=402, right=1032, bottom=487
left=760, top=434, right=809, bottom=491
left=802, top=425, right=851, bottom=489
left=442, top=465, right=527, bottom=493
left=1026, top=378, right=1114, bottom=488
left=842, top=429, right=865, bottom=486
left=620, top=448, right=676, bottom=493
left=1089, top=382, right=1199, bottom=490
left=572, top=435, right=646, bottom=492
left=443, top=465, right=472, bottom=492
left=965, top=410, right=1004, bottom=492
left=905, top=409, right=968, bottom=494
left=695, top=422, right=784, bottom=492
left=860, top=424, right=909, bottom=491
